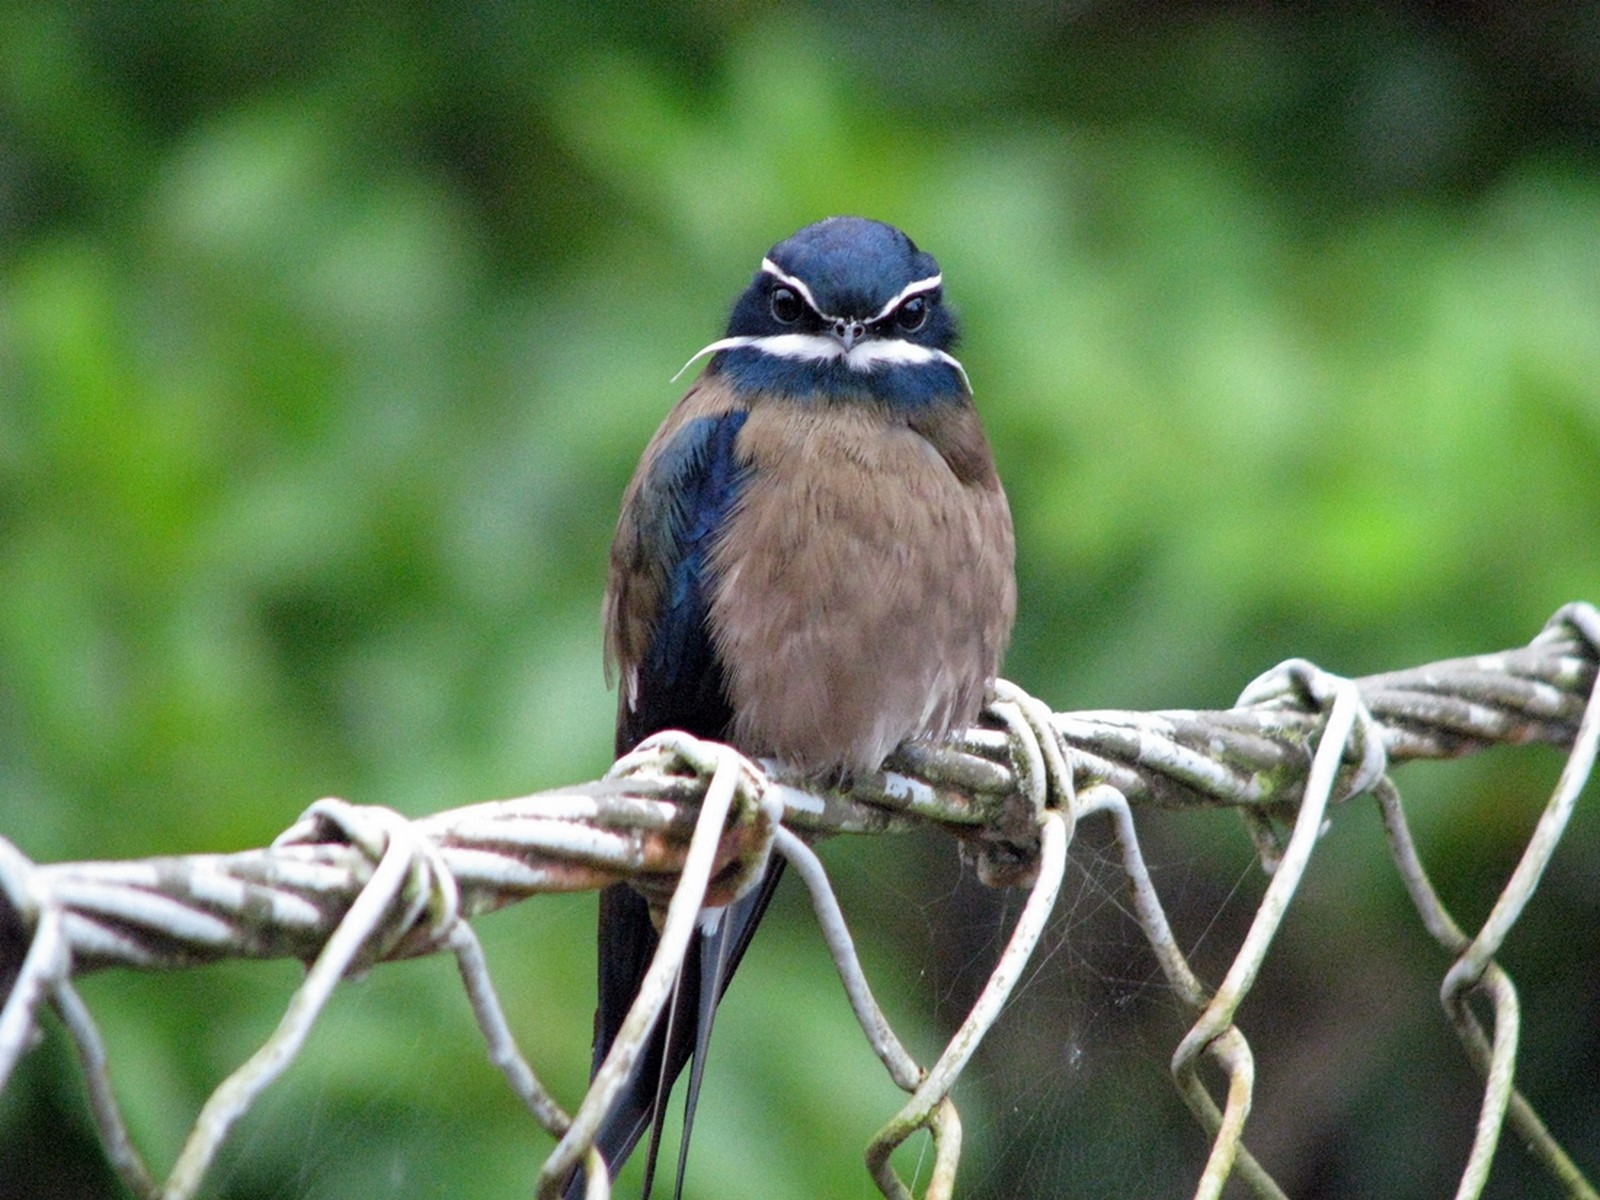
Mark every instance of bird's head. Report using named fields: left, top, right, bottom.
left=680, top=217, right=969, bottom=406
left=727, top=216, right=954, bottom=353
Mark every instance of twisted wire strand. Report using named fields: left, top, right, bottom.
left=0, top=604, right=1594, bottom=1200
left=4, top=617, right=1583, bottom=987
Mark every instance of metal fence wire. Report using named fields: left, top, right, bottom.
left=1, top=602, right=1597, bottom=1200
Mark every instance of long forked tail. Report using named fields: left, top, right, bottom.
left=567, top=862, right=786, bottom=1198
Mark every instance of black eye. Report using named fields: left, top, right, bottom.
left=770, top=286, right=804, bottom=324
left=894, top=295, right=929, bottom=332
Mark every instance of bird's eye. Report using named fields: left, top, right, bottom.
left=894, top=295, right=929, bottom=332
left=770, top=286, right=805, bottom=324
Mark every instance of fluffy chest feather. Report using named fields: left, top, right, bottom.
left=708, top=396, right=1015, bottom=771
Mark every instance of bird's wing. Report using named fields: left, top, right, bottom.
left=584, top=384, right=762, bottom=1197
left=604, top=390, right=748, bottom=757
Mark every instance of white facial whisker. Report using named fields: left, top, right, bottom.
left=672, top=332, right=969, bottom=392
left=672, top=335, right=759, bottom=381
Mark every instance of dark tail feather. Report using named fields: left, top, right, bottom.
left=569, top=864, right=786, bottom=1198
left=670, top=925, right=727, bottom=1199
left=565, top=884, right=682, bottom=1200
left=671, top=860, right=786, bottom=1199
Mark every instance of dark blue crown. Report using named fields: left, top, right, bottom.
left=768, top=218, right=940, bottom=322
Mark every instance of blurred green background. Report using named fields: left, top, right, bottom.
left=2, top=3, right=1598, bottom=1197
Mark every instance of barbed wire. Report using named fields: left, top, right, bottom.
left=1, top=602, right=1597, bottom=1199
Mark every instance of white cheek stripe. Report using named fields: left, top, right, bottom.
left=672, top=333, right=971, bottom=392
left=759, top=259, right=943, bottom=326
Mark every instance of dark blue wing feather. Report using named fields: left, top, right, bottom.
left=580, top=405, right=765, bottom=1200
left=614, top=410, right=748, bottom=756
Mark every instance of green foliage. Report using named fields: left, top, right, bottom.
left=2, top=4, right=1597, bottom=1198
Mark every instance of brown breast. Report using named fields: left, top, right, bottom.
left=707, top=396, right=1015, bottom=773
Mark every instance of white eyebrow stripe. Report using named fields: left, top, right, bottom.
left=866, top=273, right=942, bottom=324
left=760, top=258, right=825, bottom=317
left=672, top=333, right=971, bottom=392
left=759, top=260, right=942, bottom=327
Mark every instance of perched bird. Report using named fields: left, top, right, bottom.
left=583, top=216, right=1015, bottom=1197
